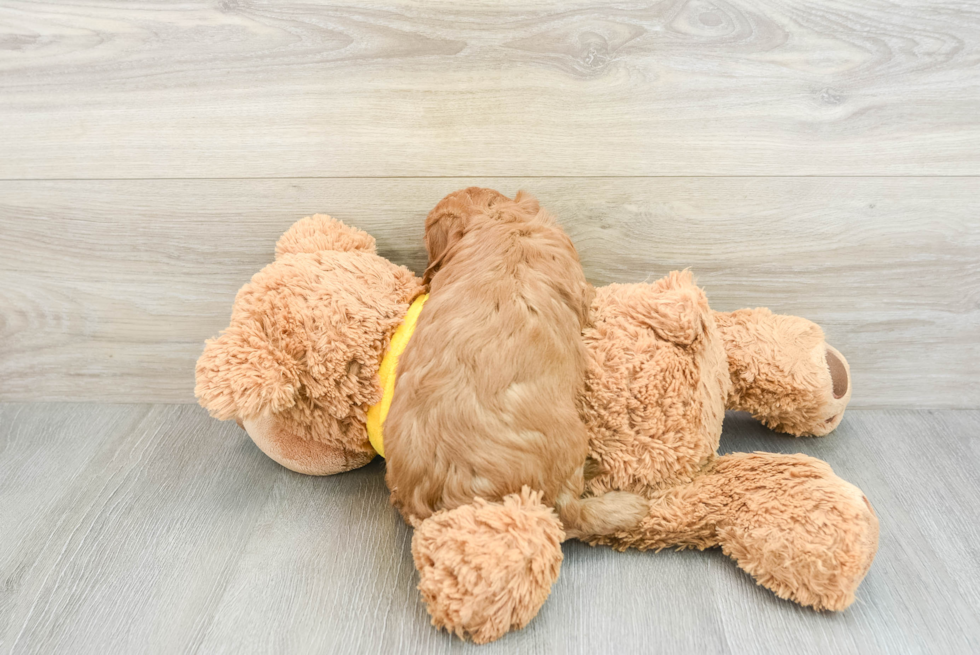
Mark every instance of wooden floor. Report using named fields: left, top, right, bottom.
left=1, top=404, right=977, bottom=654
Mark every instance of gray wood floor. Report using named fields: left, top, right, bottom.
left=1, top=404, right=977, bottom=654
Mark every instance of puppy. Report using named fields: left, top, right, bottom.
left=384, top=188, right=647, bottom=539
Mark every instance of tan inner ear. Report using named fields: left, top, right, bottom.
left=826, top=349, right=848, bottom=399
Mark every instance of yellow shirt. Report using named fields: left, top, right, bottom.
left=365, top=293, right=428, bottom=457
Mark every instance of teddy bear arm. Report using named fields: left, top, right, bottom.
left=588, top=452, right=878, bottom=611
left=195, top=327, right=300, bottom=422
left=712, top=308, right=852, bottom=436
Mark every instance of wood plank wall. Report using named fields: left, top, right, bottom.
left=1, top=1, right=978, bottom=406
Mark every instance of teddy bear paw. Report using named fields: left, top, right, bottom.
left=411, top=488, right=564, bottom=644
left=753, top=340, right=853, bottom=437
left=804, top=343, right=852, bottom=436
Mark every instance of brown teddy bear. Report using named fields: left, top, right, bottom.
left=196, top=204, right=878, bottom=644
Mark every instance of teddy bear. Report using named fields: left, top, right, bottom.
left=195, top=203, right=878, bottom=644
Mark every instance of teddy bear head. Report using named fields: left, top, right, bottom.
left=195, top=215, right=424, bottom=474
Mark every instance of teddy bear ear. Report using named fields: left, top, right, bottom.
left=275, top=214, right=376, bottom=259
left=194, top=324, right=300, bottom=422
left=624, top=270, right=710, bottom=347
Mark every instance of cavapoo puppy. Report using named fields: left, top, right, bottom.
left=384, top=187, right=647, bottom=539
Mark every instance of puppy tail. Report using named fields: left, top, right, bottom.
left=555, top=490, right=649, bottom=541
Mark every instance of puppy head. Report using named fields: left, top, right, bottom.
left=424, top=187, right=541, bottom=284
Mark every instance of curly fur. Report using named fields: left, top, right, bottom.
left=385, top=188, right=647, bottom=540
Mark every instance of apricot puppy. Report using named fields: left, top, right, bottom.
left=384, top=188, right=647, bottom=538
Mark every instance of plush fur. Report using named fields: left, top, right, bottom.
left=412, top=487, right=564, bottom=644
left=714, top=308, right=852, bottom=436
left=580, top=273, right=875, bottom=611
left=196, top=215, right=424, bottom=474
left=196, top=197, right=878, bottom=644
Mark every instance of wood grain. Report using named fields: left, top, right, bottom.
left=2, top=1, right=979, bottom=178
left=0, top=404, right=283, bottom=654
left=1, top=177, right=976, bottom=407
left=1, top=404, right=978, bottom=653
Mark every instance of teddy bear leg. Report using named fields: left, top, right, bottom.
left=590, top=453, right=878, bottom=611
left=239, top=414, right=375, bottom=476
left=713, top=309, right=852, bottom=436
left=711, top=453, right=878, bottom=610
left=411, top=488, right=565, bottom=644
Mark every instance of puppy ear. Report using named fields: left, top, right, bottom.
left=423, top=210, right=464, bottom=285
left=422, top=219, right=446, bottom=284
left=422, top=255, right=444, bottom=287
left=424, top=187, right=518, bottom=284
